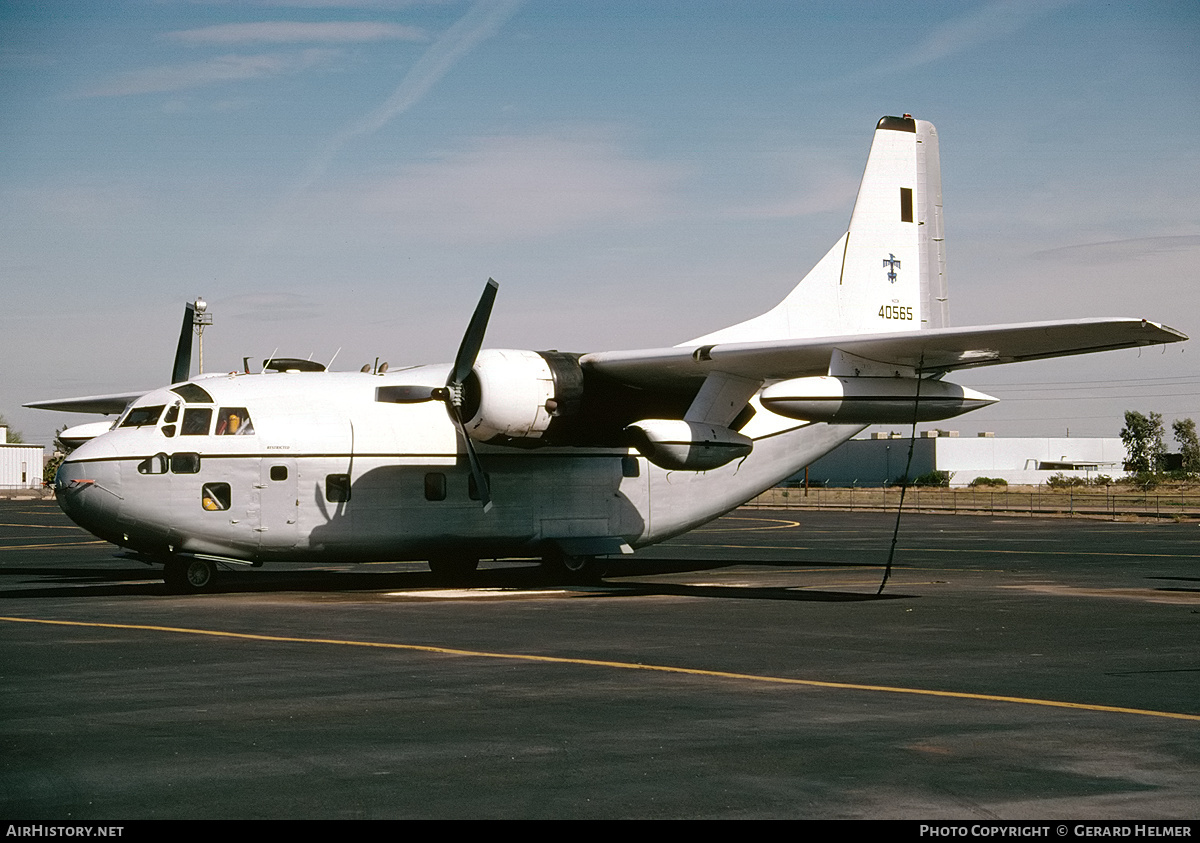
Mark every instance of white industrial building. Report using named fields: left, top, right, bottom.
left=0, top=426, right=45, bottom=490
left=803, top=431, right=1127, bottom=487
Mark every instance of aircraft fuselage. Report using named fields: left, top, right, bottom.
left=55, top=368, right=856, bottom=566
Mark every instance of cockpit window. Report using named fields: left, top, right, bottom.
left=181, top=408, right=213, bottom=436
left=171, top=383, right=215, bottom=403
left=120, top=405, right=165, bottom=428
left=216, top=408, right=254, bottom=436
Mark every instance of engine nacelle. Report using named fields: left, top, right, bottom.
left=460, top=349, right=584, bottom=443
left=759, top=376, right=997, bottom=424
left=626, top=419, right=753, bottom=471
left=58, top=420, right=117, bottom=449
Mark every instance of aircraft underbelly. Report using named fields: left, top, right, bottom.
left=291, top=451, right=649, bottom=561
left=639, top=422, right=863, bottom=544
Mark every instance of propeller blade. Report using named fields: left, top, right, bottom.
left=172, top=302, right=196, bottom=384
left=450, top=278, right=498, bottom=386
left=448, top=402, right=493, bottom=513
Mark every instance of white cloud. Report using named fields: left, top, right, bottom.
left=77, top=49, right=338, bottom=97
left=165, top=22, right=427, bottom=46
left=898, top=0, right=1077, bottom=70
left=222, top=292, right=324, bottom=321
left=1031, top=235, right=1200, bottom=266
left=294, top=0, right=524, bottom=191
left=318, top=132, right=679, bottom=242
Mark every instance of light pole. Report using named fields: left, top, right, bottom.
left=193, top=298, right=212, bottom=374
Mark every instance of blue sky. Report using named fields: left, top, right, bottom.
left=2, top=0, right=1198, bottom=447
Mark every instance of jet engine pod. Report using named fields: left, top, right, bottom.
left=460, top=349, right=583, bottom=443
left=626, top=419, right=753, bottom=471
left=760, top=376, right=997, bottom=424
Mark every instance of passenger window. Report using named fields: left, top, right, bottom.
left=202, top=483, right=231, bottom=511
left=216, top=408, right=254, bottom=436
left=424, top=472, right=446, bottom=501
left=121, top=405, right=165, bottom=428
left=182, top=408, right=213, bottom=436
left=622, top=456, right=640, bottom=478
left=270, top=465, right=288, bottom=481
left=171, top=452, right=200, bottom=474
left=137, top=453, right=168, bottom=475
left=325, top=473, right=351, bottom=503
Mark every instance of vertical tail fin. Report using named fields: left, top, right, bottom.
left=686, top=115, right=949, bottom=345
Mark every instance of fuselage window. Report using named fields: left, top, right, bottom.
left=325, top=473, right=351, bottom=503
left=202, top=482, right=231, bottom=511
left=121, top=405, right=165, bottom=428
left=424, top=472, right=446, bottom=501
left=171, top=452, right=201, bottom=474
left=182, top=408, right=213, bottom=436
left=270, top=465, right=288, bottom=481
left=137, top=453, right=168, bottom=475
left=216, top=408, right=254, bottom=435
left=622, top=456, right=640, bottom=478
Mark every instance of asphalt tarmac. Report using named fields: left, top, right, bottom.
left=1, top=499, right=1198, bottom=820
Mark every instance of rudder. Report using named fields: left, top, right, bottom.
left=686, top=115, right=949, bottom=345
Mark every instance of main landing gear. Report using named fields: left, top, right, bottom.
left=542, top=551, right=606, bottom=584
left=163, top=557, right=218, bottom=593
left=427, top=555, right=480, bottom=583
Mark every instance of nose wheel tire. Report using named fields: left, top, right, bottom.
left=164, top=558, right=218, bottom=593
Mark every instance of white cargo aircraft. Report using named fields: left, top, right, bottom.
left=28, top=115, right=1186, bottom=591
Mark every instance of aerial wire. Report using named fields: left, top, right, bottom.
left=879, top=354, right=923, bottom=595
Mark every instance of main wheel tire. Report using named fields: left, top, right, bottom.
left=427, top=555, right=479, bottom=582
left=163, top=558, right=218, bottom=593
left=542, top=553, right=606, bottom=584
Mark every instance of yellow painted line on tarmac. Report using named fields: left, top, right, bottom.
left=693, top=517, right=803, bottom=532
left=3, top=615, right=1198, bottom=723
left=0, top=540, right=109, bottom=550
left=0, top=523, right=86, bottom=530
left=676, top=542, right=1200, bottom=560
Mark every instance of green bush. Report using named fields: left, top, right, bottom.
left=969, top=476, right=1008, bottom=487
left=913, top=470, right=951, bottom=487
left=1046, top=473, right=1087, bottom=488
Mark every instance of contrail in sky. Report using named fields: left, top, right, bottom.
left=238, top=0, right=524, bottom=282
left=297, top=0, right=525, bottom=193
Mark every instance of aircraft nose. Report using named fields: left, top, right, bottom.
left=55, top=438, right=124, bottom=545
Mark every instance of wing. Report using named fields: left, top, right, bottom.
left=581, top=318, right=1187, bottom=389
left=24, top=392, right=146, bottom=415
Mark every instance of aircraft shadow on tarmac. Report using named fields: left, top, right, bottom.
left=0, top=557, right=912, bottom=602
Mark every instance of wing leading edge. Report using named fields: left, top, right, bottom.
left=24, top=392, right=147, bottom=415
left=581, top=318, right=1187, bottom=390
